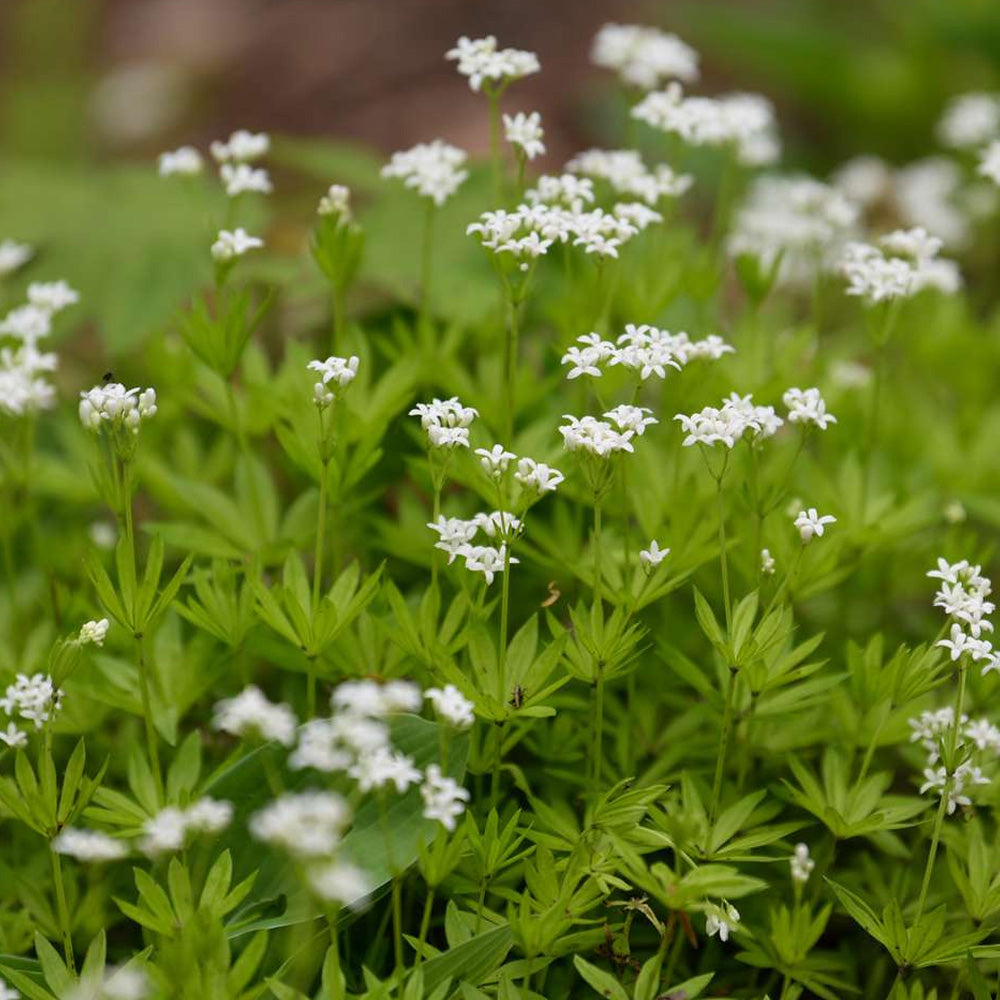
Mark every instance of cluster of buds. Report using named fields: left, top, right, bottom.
left=79, top=382, right=157, bottom=436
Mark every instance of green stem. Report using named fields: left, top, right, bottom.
left=593, top=498, right=604, bottom=611
left=709, top=668, right=739, bottom=826
left=488, top=91, right=503, bottom=202
left=502, top=286, right=520, bottom=442
left=914, top=658, right=967, bottom=922
left=50, top=847, right=76, bottom=974
left=592, top=666, right=605, bottom=795
left=717, top=478, right=732, bottom=631
left=391, top=877, right=404, bottom=974
left=419, top=201, right=436, bottom=338
left=416, top=888, right=435, bottom=965
left=135, top=633, right=164, bottom=803
left=314, top=458, right=329, bottom=609
left=331, top=285, right=346, bottom=356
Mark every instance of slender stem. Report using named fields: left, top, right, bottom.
left=914, top=659, right=967, bottom=921
left=593, top=498, right=604, bottom=610
left=331, top=285, right=346, bottom=356
left=592, top=667, right=605, bottom=795
left=488, top=91, right=503, bottom=202
left=135, top=634, right=164, bottom=803
left=717, top=478, right=732, bottom=631
left=709, top=668, right=739, bottom=826
left=502, top=287, right=520, bottom=442
left=419, top=202, right=436, bottom=337
left=391, top=877, right=404, bottom=974
left=50, top=847, right=76, bottom=974
left=416, top=888, right=435, bottom=965
left=314, top=459, right=329, bottom=608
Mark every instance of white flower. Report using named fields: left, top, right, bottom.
left=308, top=355, right=359, bottom=408
left=425, top=685, right=475, bottom=729
left=0, top=304, right=51, bottom=343
left=290, top=715, right=390, bottom=773
left=220, top=162, right=273, bottom=197
left=308, top=861, right=372, bottom=907
left=675, top=394, right=780, bottom=449
left=463, top=544, right=518, bottom=586
left=920, top=762, right=990, bottom=814
left=0, top=723, right=27, bottom=749
left=831, top=155, right=892, bottom=208
left=79, top=618, right=109, bottom=646
left=349, top=747, right=422, bottom=793
left=158, top=146, right=204, bottom=177
left=793, top=508, right=836, bottom=542
left=639, top=540, right=669, bottom=569
left=978, top=141, right=1000, bottom=186
left=937, top=623, right=973, bottom=662
left=212, top=685, right=298, bottom=746
left=0, top=673, right=63, bottom=729
left=591, top=23, right=699, bottom=89
left=211, top=228, right=263, bottom=262
left=184, top=797, right=234, bottom=834
left=445, top=35, right=540, bottom=92
left=382, top=141, right=468, bottom=206
left=409, top=396, right=477, bottom=449
left=514, top=457, right=565, bottom=495
left=53, top=828, right=129, bottom=862
left=331, top=679, right=422, bottom=717
left=728, top=175, right=858, bottom=285
left=790, top=843, right=814, bottom=883
left=0, top=978, right=19, bottom=1000
left=476, top=444, right=517, bottom=479
left=937, top=93, right=1000, bottom=149
left=761, top=549, right=776, bottom=575
left=604, top=404, right=657, bottom=436
left=421, top=764, right=470, bottom=830
left=632, top=83, right=779, bottom=166
left=504, top=111, right=546, bottom=160
left=210, top=129, right=270, bottom=163
left=0, top=239, right=33, bottom=277
left=78, top=383, right=157, bottom=435
left=567, top=148, right=692, bottom=206
left=560, top=414, right=635, bottom=457
left=140, top=798, right=232, bottom=856
left=27, top=280, right=80, bottom=314
left=705, top=902, right=740, bottom=942
left=318, top=184, right=352, bottom=219
left=895, top=158, right=969, bottom=249
left=250, top=791, right=352, bottom=857
left=525, top=174, right=595, bottom=210
left=783, top=387, right=836, bottom=430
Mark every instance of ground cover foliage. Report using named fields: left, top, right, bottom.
left=5, top=19, right=1000, bottom=1000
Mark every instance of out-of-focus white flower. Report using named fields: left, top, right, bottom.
left=425, top=685, right=475, bottom=729
left=831, top=155, right=892, bottom=209
left=332, top=679, right=423, bottom=717
left=140, top=798, right=232, bottom=856
left=504, top=111, right=546, bottom=160
left=27, top=281, right=79, bottom=314
left=251, top=791, right=352, bottom=857
left=158, top=146, right=203, bottom=177
left=308, top=860, right=372, bottom=907
left=211, top=228, right=263, bottom=262
left=79, top=618, right=109, bottom=646
left=793, top=508, right=836, bottom=542
left=591, top=23, right=699, bottom=89
left=0, top=673, right=63, bottom=729
left=446, top=35, right=540, bottom=92
left=705, top=902, right=740, bottom=942
left=212, top=685, right=298, bottom=746
left=349, top=747, right=422, bottom=794
left=633, top=83, right=780, bottom=166
left=0, top=239, right=33, bottom=277
left=790, top=843, right=814, bottom=883
left=382, top=141, right=468, bottom=206
left=0, top=723, right=27, bottom=749
left=421, top=764, right=470, bottom=830
left=978, top=141, right=1000, bottom=186
left=220, top=163, right=272, bottom=197
left=567, top=148, right=692, bottom=206
left=210, top=129, right=270, bottom=163
left=318, top=184, right=352, bottom=220
left=937, top=93, right=1000, bottom=149
left=53, top=828, right=129, bottom=862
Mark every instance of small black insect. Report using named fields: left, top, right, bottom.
left=101, top=370, right=114, bottom=383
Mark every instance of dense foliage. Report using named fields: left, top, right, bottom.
left=4, top=20, right=1000, bottom=1000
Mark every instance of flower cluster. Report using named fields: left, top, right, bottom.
left=979, top=141, right=1000, bottom=187
left=425, top=685, right=475, bottom=729
left=561, top=324, right=733, bottom=381
left=566, top=148, right=692, bottom=205
left=53, top=828, right=129, bottom=863
left=158, top=145, right=203, bottom=177
left=318, top=183, right=352, bottom=220
left=504, top=111, right=546, bottom=160
left=675, top=393, right=782, bottom=449
left=728, top=175, right=858, bottom=284
left=839, top=227, right=960, bottom=304
left=79, top=382, right=158, bottom=435
left=212, top=685, right=298, bottom=746
left=1, top=673, right=63, bottom=737
left=793, top=508, right=836, bottom=543
left=382, top=141, right=469, bottom=206
left=445, top=35, right=540, bottom=93
left=632, top=83, right=780, bottom=166
left=789, top=843, right=814, bottom=883
left=783, top=387, right=836, bottom=430
left=211, top=228, right=263, bottom=262
left=308, top=354, right=360, bottom=408
left=0, top=280, right=77, bottom=418
left=705, top=901, right=740, bottom=942
left=161, top=129, right=272, bottom=197
left=220, top=162, right=273, bottom=197
left=210, top=129, right=270, bottom=163
left=936, top=92, right=1000, bottom=149
left=409, top=396, right=478, bottom=449
left=141, top=798, right=234, bottom=856
left=929, top=559, right=996, bottom=658
left=427, top=512, right=522, bottom=585
left=79, top=618, right=110, bottom=646
left=591, top=23, right=699, bottom=90
left=559, top=413, right=637, bottom=457
left=0, top=238, right=33, bottom=277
